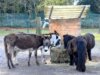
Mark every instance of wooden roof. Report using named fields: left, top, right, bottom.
left=44, top=5, right=90, bottom=19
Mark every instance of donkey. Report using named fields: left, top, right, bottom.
left=4, top=33, right=51, bottom=69
left=43, top=30, right=61, bottom=48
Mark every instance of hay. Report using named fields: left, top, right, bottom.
left=50, top=47, right=69, bottom=63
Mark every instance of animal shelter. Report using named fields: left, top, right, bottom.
left=45, top=5, right=90, bottom=37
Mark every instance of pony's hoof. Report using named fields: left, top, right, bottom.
left=8, top=67, right=11, bottom=69
left=76, top=67, right=86, bottom=72
left=69, top=63, right=74, bottom=66
left=44, top=62, right=47, bottom=64
left=28, top=62, right=30, bottom=66
left=28, top=64, right=30, bottom=66
left=12, top=66, right=16, bottom=68
left=15, top=63, right=19, bottom=66
left=89, top=59, right=92, bottom=61
left=36, top=62, right=40, bottom=66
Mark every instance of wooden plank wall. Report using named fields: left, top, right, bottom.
left=49, top=19, right=81, bottom=38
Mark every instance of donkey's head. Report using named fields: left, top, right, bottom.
left=42, top=36, right=51, bottom=52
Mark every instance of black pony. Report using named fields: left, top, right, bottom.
left=63, top=33, right=95, bottom=61
left=83, top=33, right=95, bottom=61
left=63, top=34, right=75, bottom=49
left=67, top=36, right=87, bottom=72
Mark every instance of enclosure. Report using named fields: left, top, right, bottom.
left=0, top=0, right=100, bottom=75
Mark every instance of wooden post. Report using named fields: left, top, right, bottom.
left=36, top=17, right=42, bottom=35
left=49, top=6, right=53, bottom=20
left=78, top=6, right=86, bottom=19
left=99, top=25, right=100, bottom=33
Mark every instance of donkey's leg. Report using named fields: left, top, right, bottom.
left=5, top=44, right=11, bottom=69
left=43, top=55, right=47, bottom=64
left=41, top=48, right=47, bottom=64
left=35, top=50, right=39, bottom=65
left=11, top=47, right=16, bottom=68
left=7, top=53, right=11, bottom=69
left=41, top=54, right=47, bottom=64
left=13, top=51, right=19, bottom=65
left=8, top=53, right=15, bottom=69
left=9, top=53, right=15, bottom=68
left=8, top=45, right=15, bottom=68
left=87, top=49, right=92, bottom=61
left=28, top=50, right=32, bottom=66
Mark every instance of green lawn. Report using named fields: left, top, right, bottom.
left=81, top=28, right=99, bottom=33
left=0, top=28, right=100, bottom=41
left=81, top=28, right=100, bottom=41
left=91, top=33, right=100, bottom=41
left=82, top=33, right=100, bottom=41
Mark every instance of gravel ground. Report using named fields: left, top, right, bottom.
left=0, top=36, right=100, bottom=75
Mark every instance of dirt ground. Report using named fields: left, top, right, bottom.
left=0, top=36, right=100, bottom=75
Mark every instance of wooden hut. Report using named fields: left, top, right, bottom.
left=44, top=5, right=90, bottom=37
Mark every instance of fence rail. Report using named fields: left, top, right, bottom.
left=0, top=12, right=100, bottom=28
left=0, top=13, right=44, bottom=28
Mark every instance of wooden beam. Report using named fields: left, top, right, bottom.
left=49, top=6, right=53, bottom=20
left=78, top=6, right=86, bottom=19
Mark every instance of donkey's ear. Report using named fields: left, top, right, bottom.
left=41, top=35, right=45, bottom=40
left=41, top=35, right=47, bottom=40
left=44, top=36, right=50, bottom=39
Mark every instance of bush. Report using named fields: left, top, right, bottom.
left=81, top=11, right=100, bottom=28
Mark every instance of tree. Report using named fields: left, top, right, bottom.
left=78, top=0, right=100, bottom=14
left=91, top=0, right=100, bottom=14
left=0, top=0, right=73, bottom=31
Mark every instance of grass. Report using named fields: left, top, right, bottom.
left=0, top=27, right=100, bottom=41
left=0, top=28, right=36, bottom=36
left=81, top=28, right=100, bottom=41
left=81, top=28, right=99, bottom=33
left=94, top=33, right=100, bottom=41
left=81, top=33, right=100, bottom=41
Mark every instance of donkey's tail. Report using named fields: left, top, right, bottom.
left=4, top=36, right=8, bottom=59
